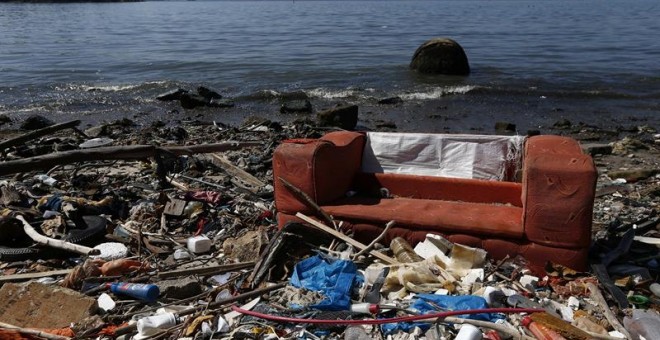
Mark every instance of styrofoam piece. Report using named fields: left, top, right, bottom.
left=455, top=324, right=483, bottom=340
left=414, top=237, right=447, bottom=260
left=79, top=137, right=114, bottom=149
left=98, top=293, right=116, bottom=312
left=567, top=296, right=580, bottom=309
left=187, top=235, right=212, bottom=254
left=91, top=242, right=129, bottom=261
left=461, top=269, right=485, bottom=286
left=173, top=249, right=192, bottom=260
left=519, top=274, right=539, bottom=289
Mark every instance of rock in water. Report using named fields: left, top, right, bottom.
left=410, top=38, right=470, bottom=75
left=317, top=104, right=358, bottom=130
left=20, top=115, right=54, bottom=130
left=180, top=93, right=210, bottom=109
left=378, top=97, right=403, bottom=105
left=280, top=100, right=313, bottom=114
left=197, top=86, right=222, bottom=100
left=156, top=88, right=188, bottom=101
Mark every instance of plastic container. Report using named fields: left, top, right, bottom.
left=187, top=235, right=212, bottom=253
left=649, top=282, right=660, bottom=298
left=109, top=283, right=160, bottom=302
left=623, top=309, right=660, bottom=340
left=455, top=324, right=483, bottom=340
left=137, top=312, right=179, bottom=334
left=34, top=174, right=57, bottom=186
left=390, top=237, right=424, bottom=263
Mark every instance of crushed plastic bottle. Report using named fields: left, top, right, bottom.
left=623, top=309, right=660, bottom=340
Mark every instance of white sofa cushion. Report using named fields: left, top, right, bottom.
left=361, top=132, right=525, bottom=181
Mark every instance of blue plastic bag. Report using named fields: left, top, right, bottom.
left=290, top=255, right=358, bottom=311
left=381, top=294, right=502, bottom=334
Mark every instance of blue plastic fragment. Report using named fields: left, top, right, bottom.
left=290, top=255, right=358, bottom=311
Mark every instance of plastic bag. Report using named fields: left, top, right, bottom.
left=290, top=255, right=359, bottom=311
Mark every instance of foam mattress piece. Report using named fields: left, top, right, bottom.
left=361, top=132, right=525, bottom=180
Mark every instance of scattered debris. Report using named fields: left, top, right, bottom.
left=0, top=117, right=657, bottom=339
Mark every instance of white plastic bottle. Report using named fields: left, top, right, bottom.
left=455, top=324, right=483, bottom=340
left=137, top=312, right=179, bottom=335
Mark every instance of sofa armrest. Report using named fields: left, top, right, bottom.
left=273, top=131, right=366, bottom=215
left=522, top=135, right=597, bottom=249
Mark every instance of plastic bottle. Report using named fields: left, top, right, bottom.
left=137, top=312, right=179, bottom=334
left=454, top=324, right=483, bottom=340
left=521, top=316, right=567, bottom=340
left=108, top=282, right=160, bottom=302
left=390, top=237, right=424, bottom=263
left=623, top=309, right=660, bottom=340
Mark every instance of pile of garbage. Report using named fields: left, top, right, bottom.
left=0, top=116, right=658, bottom=340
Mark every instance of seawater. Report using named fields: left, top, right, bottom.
left=1, top=0, right=659, bottom=132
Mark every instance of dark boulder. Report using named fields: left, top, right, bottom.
left=20, top=115, right=54, bottom=130
left=553, top=119, right=572, bottom=129
left=378, top=97, right=403, bottom=105
left=157, top=89, right=188, bottom=101
left=197, top=86, right=222, bottom=100
left=0, top=114, right=11, bottom=126
left=410, top=38, right=470, bottom=75
left=495, top=121, right=516, bottom=133
left=280, top=100, right=313, bottom=114
left=179, top=93, right=210, bottom=109
left=317, top=104, right=358, bottom=130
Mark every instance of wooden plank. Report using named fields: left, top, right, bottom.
left=157, top=261, right=255, bottom=279
left=0, top=120, right=81, bottom=151
left=0, top=142, right=261, bottom=177
left=296, top=213, right=398, bottom=264
left=0, top=269, right=72, bottom=283
left=209, top=153, right=265, bottom=192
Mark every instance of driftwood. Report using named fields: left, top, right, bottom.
left=280, top=177, right=336, bottom=228
left=0, top=269, right=73, bottom=283
left=0, top=120, right=81, bottom=152
left=211, top=153, right=266, bottom=194
left=586, top=282, right=631, bottom=340
left=157, top=261, right=255, bottom=279
left=0, top=321, right=71, bottom=340
left=16, top=215, right=100, bottom=256
left=296, top=213, right=398, bottom=264
left=0, top=142, right=261, bottom=177
left=354, top=220, right=395, bottom=258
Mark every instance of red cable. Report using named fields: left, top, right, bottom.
left=231, top=305, right=544, bottom=325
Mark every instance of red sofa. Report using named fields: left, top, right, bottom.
left=272, top=131, right=597, bottom=271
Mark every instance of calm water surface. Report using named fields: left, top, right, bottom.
left=1, top=0, right=659, bottom=131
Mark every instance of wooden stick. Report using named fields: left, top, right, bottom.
left=296, top=213, right=398, bottom=264
left=0, top=269, right=73, bottom=283
left=0, top=322, right=71, bottom=340
left=0, top=120, right=81, bottom=151
left=280, top=177, right=336, bottom=228
left=0, top=141, right=261, bottom=177
left=586, top=282, right=631, bottom=339
left=210, top=153, right=266, bottom=192
left=354, top=220, right=395, bottom=258
left=157, top=261, right=255, bottom=279
left=16, top=215, right=100, bottom=256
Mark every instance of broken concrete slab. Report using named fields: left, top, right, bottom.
left=0, top=282, right=97, bottom=328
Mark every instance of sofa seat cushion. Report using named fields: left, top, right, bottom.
left=322, top=197, right=524, bottom=239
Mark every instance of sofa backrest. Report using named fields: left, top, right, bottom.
left=361, top=132, right=525, bottom=181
